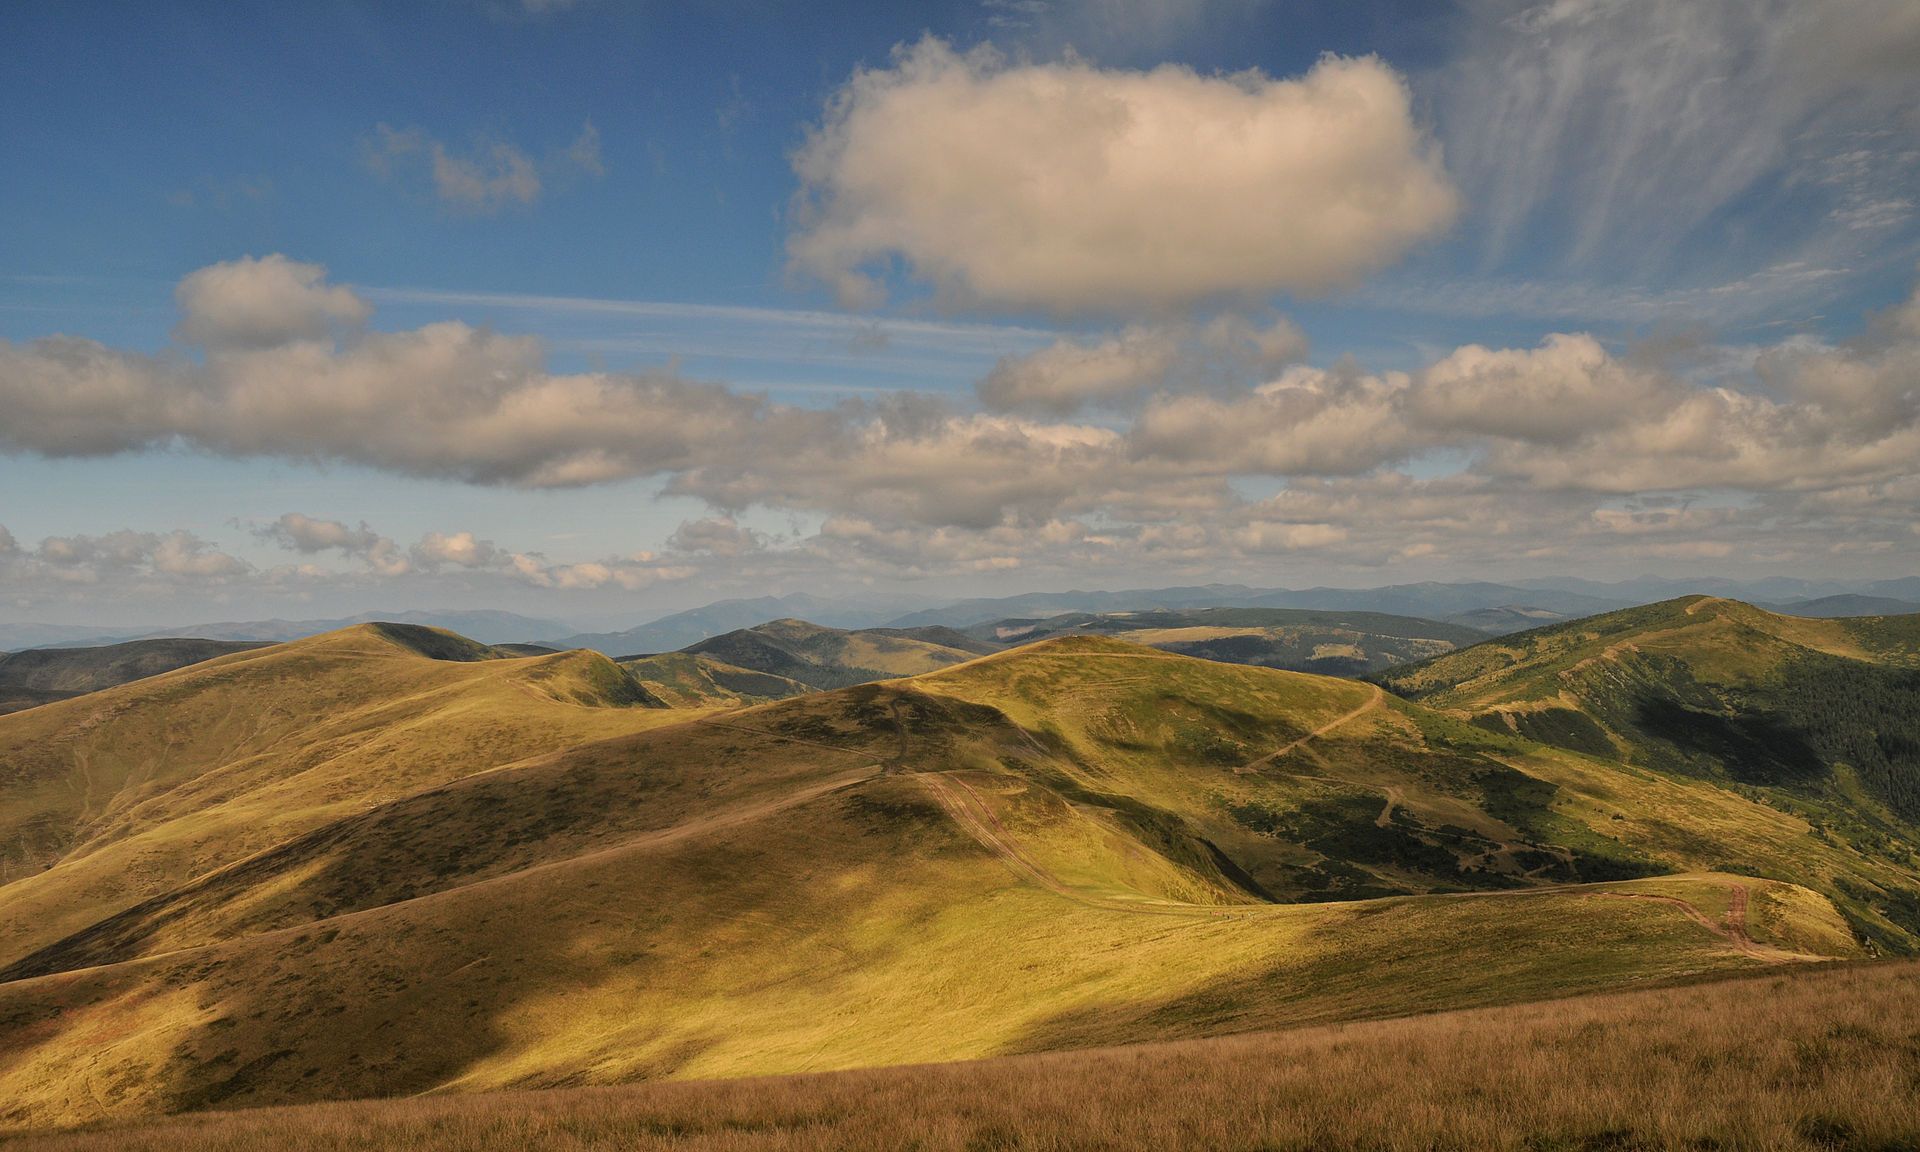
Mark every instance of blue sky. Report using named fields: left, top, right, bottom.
left=3, top=0, right=1918, bottom=626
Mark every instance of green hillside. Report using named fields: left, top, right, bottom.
left=0, top=626, right=1907, bottom=1130
left=677, top=618, right=978, bottom=689
left=1380, top=597, right=1920, bottom=946
left=979, top=606, right=1485, bottom=676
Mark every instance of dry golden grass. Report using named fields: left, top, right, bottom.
left=0, top=625, right=692, bottom=964
left=0, top=631, right=1907, bottom=1135
left=7, top=959, right=1916, bottom=1152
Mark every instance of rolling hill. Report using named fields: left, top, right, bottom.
left=0, top=638, right=267, bottom=716
left=16, top=610, right=575, bottom=649
left=0, top=623, right=684, bottom=963
left=1380, top=597, right=1920, bottom=938
left=974, top=606, right=1485, bottom=676
left=674, top=618, right=982, bottom=689
left=548, top=594, right=929, bottom=655
left=0, top=621, right=1912, bottom=1130
left=616, top=650, right=813, bottom=708
left=1444, top=605, right=1571, bottom=634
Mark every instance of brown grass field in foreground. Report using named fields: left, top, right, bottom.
left=7, top=959, right=1917, bottom=1152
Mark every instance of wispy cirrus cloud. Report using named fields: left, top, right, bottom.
left=1437, top=0, right=1920, bottom=279
left=980, top=0, right=1267, bottom=59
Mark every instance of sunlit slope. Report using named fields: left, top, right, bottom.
left=15, top=959, right=1915, bottom=1152
left=0, top=637, right=1886, bottom=1129
left=1381, top=596, right=1920, bottom=710
left=915, top=637, right=1920, bottom=944
left=1378, top=597, right=1920, bottom=944
left=0, top=624, right=682, bottom=965
left=6, top=633, right=1897, bottom=962
left=0, top=684, right=999, bottom=977
left=0, top=794, right=1850, bottom=1129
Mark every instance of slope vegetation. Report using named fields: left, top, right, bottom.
left=11, top=959, right=1916, bottom=1152
left=0, top=625, right=679, bottom=961
left=1381, top=596, right=1920, bottom=947
left=978, top=607, right=1483, bottom=676
left=0, top=639, right=267, bottom=716
left=617, top=651, right=813, bottom=708
left=0, top=632, right=1899, bottom=1130
left=677, top=618, right=979, bottom=690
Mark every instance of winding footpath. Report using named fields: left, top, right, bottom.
left=1234, top=683, right=1386, bottom=775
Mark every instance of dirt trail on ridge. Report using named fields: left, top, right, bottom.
left=1236, top=683, right=1386, bottom=775
left=1598, top=883, right=1822, bottom=964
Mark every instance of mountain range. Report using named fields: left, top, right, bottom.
left=0, top=609, right=573, bottom=651
left=10, top=578, right=1919, bottom=657
left=0, top=595, right=1916, bottom=1135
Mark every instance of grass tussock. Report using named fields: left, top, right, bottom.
left=9, top=960, right=1918, bottom=1152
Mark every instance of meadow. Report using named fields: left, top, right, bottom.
left=6, top=959, right=1915, bottom=1151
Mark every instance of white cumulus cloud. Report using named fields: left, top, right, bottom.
left=789, top=39, right=1458, bottom=313
left=175, top=254, right=372, bottom=349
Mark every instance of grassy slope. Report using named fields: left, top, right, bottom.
left=0, top=640, right=268, bottom=716
left=0, top=639, right=270, bottom=695
left=1379, top=597, right=1919, bottom=709
left=618, top=652, right=812, bottom=708
left=984, top=607, right=1484, bottom=676
left=0, top=687, right=75, bottom=718
left=0, top=636, right=1892, bottom=1130
left=1380, top=597, right=1920, bottom=947
left=0, top=625, right=686, bottom=963
left=679, top=619, right=978, bottom=690
left=9, top=959, right=1916, bottom=1152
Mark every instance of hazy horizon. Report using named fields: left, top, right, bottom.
left=7, top=570, right=1919, bottom=638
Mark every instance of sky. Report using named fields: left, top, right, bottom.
left=2, top=0, right=1918, bottom=627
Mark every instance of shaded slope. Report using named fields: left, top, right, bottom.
left=679, top=618, right=977, bottom=690
left=976, top=606, right=1482, bottom=676
left=618, top=651, right=813, bottom=707
left=548, top=594, right=914, bottom=655
left=0, top=639, right=267, bottom=716
left=0, top=625, right=678, bottom=963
